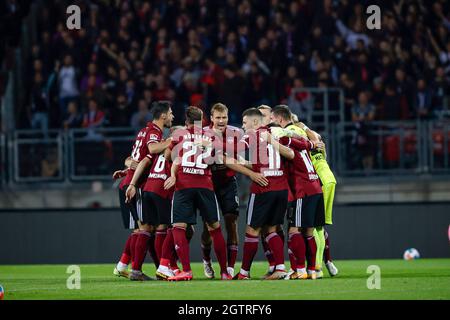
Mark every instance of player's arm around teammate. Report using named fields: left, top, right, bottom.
left=125, top=156, right=151, bottom=201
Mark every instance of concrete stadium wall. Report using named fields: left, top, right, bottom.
left=0, top=203, right=449, bottom=264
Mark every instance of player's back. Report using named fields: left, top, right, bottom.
left=170, top=126, right=216, bottom=191
left=240, top=126, right=289, bottom=194
left=143, top=153, right=173, bottom=199
left=280, top=137, right=322, bottom=198
left=120, top=123, right=159, bottom=189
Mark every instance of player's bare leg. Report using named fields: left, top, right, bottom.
left=201, top=222, right=215, bottom=279
left=206, top=221, right=231, bottom=280
left=224, top=213, right=238, bottom=277
left=235, top=225, right=261, bottom=280
left=300, top=227, right=318, bottom=280
left=264, top=225, right=287, bottom=280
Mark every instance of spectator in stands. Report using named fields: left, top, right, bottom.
left=220, top=66, right=245, bottom=123
left=63, top=101, right=83, bottom=130
left=341, top=73, right=358, bottom=121
left=245, top=62, right=271, bottom=106
left=109, top=94, right=131, bottom=127
left=29, top=73, right=49, bottom=134
left=58, top=54, right=79, bottom=121
left=288, top=78, right=313, bottom=124
left=130, top=99, right=152, bottom=131
left=82, top=99, right=105, bottom=140
left=80, top=63, right=103, bottom=92
left=413, top=78, right=433, bottom=119
left=82, top=99, right=103, bottom=129
left=394, top=68, right=414, bottom=120
left=16, top=0, right=450, bottom=134
left=41, top=147, right=59, bottom=178
left=431, top=67, right=450, bottom=116
left=351, top=92, right=375, bottom=171
left=382, top=84, right=401, bottom=120
left=352, top=91, right=376, bottom=123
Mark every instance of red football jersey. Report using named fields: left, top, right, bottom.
left=280, top=137, right=322, bottom=198
left=205, top=125, right=243, bottom=187
left=238, top=126, right=289, bottom=194
left=143, top=154, right=174, bottom=199
left=120, top=122, right=163, bottom=189
left=169, top=126, right=217, bottom=191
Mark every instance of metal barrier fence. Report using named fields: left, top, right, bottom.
left=2, top=120, right=450, bottom=185
left=68, top=128, right=136, bottom=181
left=335, top=121, right=424, bottom=176
left=428, top=121, right=450, bottom=173
left=290, top=87, right=344, bottom=142
left=5, top=128, right=137, bottom=183
left=10, top=130, right=65, bottom=183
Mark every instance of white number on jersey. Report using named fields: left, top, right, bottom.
left=153, top=154, right=166, bottom=173
left=131, top=139, right=143, bottom=161
left=181, top=141, right=212, bottom=169
left=300, top=150, right=315, bottom=173
left=267, top=144, right=281, bottom=170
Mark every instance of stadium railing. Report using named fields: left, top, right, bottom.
left=3, top=120, right=450, bottom=186
left=333, top=120, right=450, bottom=176
left=68, top=127, right=137, bottom=181
left=9, top=130, right=65, bottom=183
left=289, top=87, right=344, bottom=141
left=428, top=120, right=450, bottom=173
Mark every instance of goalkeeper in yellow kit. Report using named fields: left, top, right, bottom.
left=271, top=106, right=339, bottom=278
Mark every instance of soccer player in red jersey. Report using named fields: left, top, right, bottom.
left=233, top=108, right=295, bottom=280
left=270, top=106, right=326, bottom=280
left=256, top=105, right=288, bottom=278
left=125, top=125, right=186, bottom=280
left=159, top=106, right=267, bottom=281
left=200, top=103, right=243, bottom=278
left=124, top=101, right=174, bottom=281
left=155, top=106, right=228, bottom=281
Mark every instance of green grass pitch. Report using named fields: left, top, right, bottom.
left=1, top=259, right=449, bottom=300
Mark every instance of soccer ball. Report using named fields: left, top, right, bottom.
left=403, top=248, right=420, bottom=260
left=0, top=285, right=4, bottom=300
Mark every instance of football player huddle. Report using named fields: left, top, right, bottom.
left=112, top=101, right=338, bottom=281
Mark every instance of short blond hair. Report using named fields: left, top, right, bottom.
left=211, top=103, right=228, bottom=115
left=257, top=105, right=272, bottom=111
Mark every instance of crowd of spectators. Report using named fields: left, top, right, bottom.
left=18, top=0, right=450, bottom=137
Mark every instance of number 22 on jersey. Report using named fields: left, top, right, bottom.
left=181, top=141, right=212, bottom=169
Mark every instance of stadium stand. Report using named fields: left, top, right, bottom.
left=1, top=0, right=450, bottom=181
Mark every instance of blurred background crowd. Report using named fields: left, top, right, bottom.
left=11, top=0, right=450, bottom=132
left=1, top=0, right=450, bottom=179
